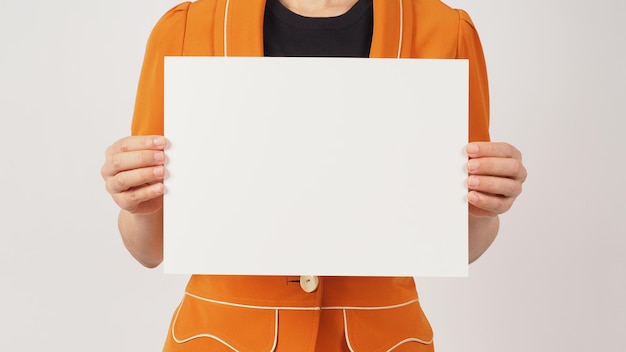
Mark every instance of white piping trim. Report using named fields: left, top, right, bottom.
left=171, top=297, right=279, bottom=351
left=269, top=311, right=279, bottom=352
left=343, top=309, right=357, bottom=352
left=320, top=298, right=419, bottom=311
left=343, top=309, right=434, bottom=352
left=185, top=291, right=419, bottom=311
left=186, top=292, right=320, bottom=311
left=397, top=0, right=403, bottom=58
left=170, top=299, right=239, bottom=350
left=386, top=337, right=434, bottom=350
left=223, top=0, right=231, bottom=56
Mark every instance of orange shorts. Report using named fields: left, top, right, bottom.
left=163, top=275, right=435, bottom=351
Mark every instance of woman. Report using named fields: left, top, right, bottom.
left=101, top=0, right=527, bottom=350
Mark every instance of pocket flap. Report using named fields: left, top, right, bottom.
left=171, top=294, right=277, bottom=352
left=344, top=302, right=434, bottom=351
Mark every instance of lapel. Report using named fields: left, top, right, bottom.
left=370, top=0, right=405, bottom=58
left=225, top=0, right=266, bottom=56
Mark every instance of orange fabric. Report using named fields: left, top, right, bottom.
left=132, top=0, right=490, bottom=141
left=165, top=276, right=434, bottom=351
left=166, top=302, right=434, bottom=351
left=130, top=0, right=492, bottom=350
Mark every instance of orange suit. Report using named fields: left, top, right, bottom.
left=130, top=0, right=491, bottom=351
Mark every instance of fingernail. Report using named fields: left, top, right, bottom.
left=467, top=143, right=479, bottom=154
left=154, top=151, right=164, bottom=162
left=468, top=176, right=479, bottom=187
left=153, top=183, right=164, bottom=194
left=153, top=166, right=164, bottom=178
left=467, top=192, right=478, bottom=203
left=154, top=136, right=166, bottom=147
left=467, top=159, right=479, bottom=171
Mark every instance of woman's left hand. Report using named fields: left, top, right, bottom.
left=466, top=142, right=527, bottom=217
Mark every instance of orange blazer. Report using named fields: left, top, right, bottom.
left=132, top=0, right=490, bottom=142
left=130, top=0, right=491, bottom=350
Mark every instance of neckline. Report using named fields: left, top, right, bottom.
left=266, top=0, right=373, bottom=30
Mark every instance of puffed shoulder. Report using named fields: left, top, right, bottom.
left=455, top=9, right=481, bottom=57
left=144, top=2, right=191, bottom=57
left=456, top=9, right=476, bottom=30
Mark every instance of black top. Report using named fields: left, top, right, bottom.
left=263, top=0, right=374, bottom=58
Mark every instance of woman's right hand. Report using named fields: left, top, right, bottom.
left=101, top=135, right=167, bottom=215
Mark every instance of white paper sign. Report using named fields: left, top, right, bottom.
left=164, top=57, right=468, bottom=276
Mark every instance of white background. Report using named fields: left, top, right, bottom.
left=0, top=0, right=624, bottom=351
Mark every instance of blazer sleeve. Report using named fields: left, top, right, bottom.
left=456, top=10, right=491, bottom=142
left=131, top=2, right=190, bottom=136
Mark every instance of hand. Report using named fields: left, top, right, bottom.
left=466, top=142, right=527, bottom=217
left=101, top=136, right=167, bottom=214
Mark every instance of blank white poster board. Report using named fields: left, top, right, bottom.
left=164, top=57, right=468, bottom=276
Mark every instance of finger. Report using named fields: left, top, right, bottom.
left=467, top=190, right=514, bottom=215
left=105, top=135, right=167, bottom=158
left=106, top=166, right=166, bottom=194
left=102, top=149, right=166, bottom=177
left=112, top=183, right=165, bottom=213
left=102, top=135, right=166, bottom=178
left=467, top=175, right=522, bottom=198
left=466, top=142, right=522, bottom=159
left=467, top=157, right=527, bottom=180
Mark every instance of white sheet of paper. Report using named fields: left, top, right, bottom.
left=164, top=57, right=468, bottom=276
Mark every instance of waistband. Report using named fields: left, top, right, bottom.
left=185, top=275, right=419, bottom=308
